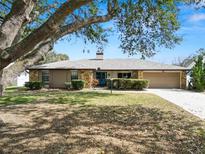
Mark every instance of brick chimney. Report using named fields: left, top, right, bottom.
left=96, top=52, right=104, bottom=60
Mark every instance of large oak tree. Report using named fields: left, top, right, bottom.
left=0, top=0, right=185, bottom=95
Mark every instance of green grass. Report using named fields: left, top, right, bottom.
left=0, top=87, right=202, bottom=119
left=0, top=87, right=200, bottom=116
left=1, top=87, right=165, bottom=106
left=0, top=87, right=205, bottom=153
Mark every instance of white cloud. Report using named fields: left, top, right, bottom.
left=189, top=13, right=205, bottom=22
left=179, top=26, right=205, bottom=35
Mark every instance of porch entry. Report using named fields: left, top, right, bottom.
left=96, top=72, right=107, bottom=86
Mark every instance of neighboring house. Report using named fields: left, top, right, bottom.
left=183, top=56, right=205, bottom=86
left=28, top=53, right=189, bottom=89
left=17, top=71, right=29, bottom=87
left=183, top=56, right=205, bottom=70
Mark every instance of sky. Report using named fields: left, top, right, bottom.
left=54, top=4, right=205, bottom=64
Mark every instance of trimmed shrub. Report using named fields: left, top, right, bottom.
left=65, top=82, right=72, bottom=90
left=25, top=81, right=43, bottom=90
left=71, top=80, right=85, bottom=90
left=107, top=78, right=149, bottom=90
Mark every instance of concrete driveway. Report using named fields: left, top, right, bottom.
left=148, top=89, right=205, bottom=120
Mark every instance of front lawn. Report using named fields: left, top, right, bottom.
left=0, top=87, right=205, bottom=153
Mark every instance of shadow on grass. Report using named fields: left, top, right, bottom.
left=0, top=89, right=120, bottom=106
left=0, top=96, right=37, bottom=106
left=49, top=91, right=117, bottom=105
left=0, top=104, right=204, bottom=153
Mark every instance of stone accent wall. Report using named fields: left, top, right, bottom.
left=29, top=70, right=40, bottom=81
left=132, top=71, right=138, bottom=78
left=180, top=71, right=187, bottom=89
left=138, top=71, right=143, bottom=79
left=79, top=70, right=94, bottom=88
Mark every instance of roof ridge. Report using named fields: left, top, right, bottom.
left=29, top=58, right=189, bottom=70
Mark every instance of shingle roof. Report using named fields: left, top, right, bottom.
left=184, top=56, right=205, bottom=69
left=29, top=58, right=189, bottom=70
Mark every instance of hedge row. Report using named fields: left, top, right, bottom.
left=107, top=78, right=149, bottom=90
left=65, top=80, right=85, bottom=90
left=25, top=81, right=43, bottom=90
left=25, top=79, right=148, bottom=91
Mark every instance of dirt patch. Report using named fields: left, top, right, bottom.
left=0, top=103, right=204, bottom=154
left=0, top=113, right=32, bottom=126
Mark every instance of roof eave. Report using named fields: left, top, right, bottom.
left=28, top=68, right=190, bottom=71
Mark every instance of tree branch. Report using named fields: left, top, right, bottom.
left=56, top=0, right=118, bottom=39
left=57, top=14, right=113, bottom=39
left=0, top=0, right=92, bottom=70
left=0, top=0, right=36, bottom=50
left=2, top=40, right=53, bottom=88
left=0, top=16, right=4, bottom=24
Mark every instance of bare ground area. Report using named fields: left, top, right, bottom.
left=0, top=88, right=205, bottom=153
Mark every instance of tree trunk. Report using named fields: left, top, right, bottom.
left=0, top=0, right=35, bottom=50
left=0, top=0, right=92, bottom=70
left=2, top=40, right=53, bottom=89
left=0, top=12, right=114, bottom=90
left=0, top=0, right=116, bottom=95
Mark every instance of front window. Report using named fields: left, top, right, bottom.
left=42, top=70, right=49, bottom=84
left=71, top=70, right=78, bottom=80
left=118, top=72, right=131, bottom=78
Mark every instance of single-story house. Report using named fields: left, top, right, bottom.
left=28, top=53, right=189, bottom=89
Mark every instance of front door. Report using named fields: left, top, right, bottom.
left=96, top=72, right=107, bottom=86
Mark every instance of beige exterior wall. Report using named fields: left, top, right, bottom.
left=30, top=69, right=71, bottom=88
left=180, top=71, right=187, bottom=89
left=107, top=71, right=117, bottom=78
left=138, top=71, right=143, bottom=79
left=29, top=69, right=93, bottom=88
left=49, top=70, right=71, bottom=88
left=29, top=69, right=187, bottom=89
left=132, top=71, right=138, bottom=78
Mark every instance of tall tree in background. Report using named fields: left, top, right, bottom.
left=2, top=51, right=69, bottom=87
left=190, top=55, right=205, bottom=91
left=38, top=51, right=69, bottom=64
left=174, top=48, right=205, bottom=67
left=0, top=0, right=188, bottom=95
